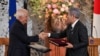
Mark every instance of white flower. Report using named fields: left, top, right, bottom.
left=39, top=15, right=42, bottom=18
left=60, top=7, right=65, bottom=12
left=58, top=15, right=63, bottom=18
left=62, top=4, right=66, bottom=8
left=68, top=2, right=72, bottom=6
left=65, top=6, right=69, bottom=12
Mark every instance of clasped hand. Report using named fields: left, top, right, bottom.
left=39, top=32, right=48, bottom=40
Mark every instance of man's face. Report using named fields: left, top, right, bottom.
left=67, top=14, right=73, bottom=24
left=21, top=14, right=28, bottom=24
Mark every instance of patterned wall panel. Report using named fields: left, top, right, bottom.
left=0, top=0, right=24, bottom=56
left=0, top=0, right=9, bottom=37
left=0, top=0, right=9, bottom=56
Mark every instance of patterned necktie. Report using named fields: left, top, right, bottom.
left=70, top=26, right=73, bottom=34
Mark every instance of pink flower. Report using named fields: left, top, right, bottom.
left=71, top=0, right=74, bottom=3
left=52, top=4, right=57, bottom=8
left=47, top=4, right=52, bottom=9
left=53, top=9, right=60, bottom=14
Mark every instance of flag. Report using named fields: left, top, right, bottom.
left=9, top=0, right=16, bottom=29
left=92, top=0, right=100, bottom=37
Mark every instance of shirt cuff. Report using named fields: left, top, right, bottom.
left=48, top=33, right=51, bottom=37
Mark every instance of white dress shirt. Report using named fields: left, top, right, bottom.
left=71, top=19, right=79, bottom=29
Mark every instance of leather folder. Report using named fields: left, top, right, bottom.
left=49, top=38, right=68, bottom=46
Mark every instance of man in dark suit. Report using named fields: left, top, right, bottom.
left=8, top=8, right=46, bottom=56
left=44, top=8, right=89, bottom=56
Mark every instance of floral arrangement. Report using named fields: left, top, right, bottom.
left=29, top=0, right=75, bottom=19
left=29, top=0, right=45, bottom=17
left=43, top=1, right=74, bottom=32
left=46, top=2, right=72, bottom=14
left=29, top=0, right=75, bottom=32
left=44, top=1, right=73, bottom=19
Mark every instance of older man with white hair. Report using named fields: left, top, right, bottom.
left=8, top=8, right=47, bottom=56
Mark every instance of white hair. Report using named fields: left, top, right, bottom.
left=14, top=8, right=28, bottom=19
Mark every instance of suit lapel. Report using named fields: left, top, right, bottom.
left=70, top=21, right=80, bottom=37
left=73, top=21, right=79, bottom=32
left=67, top=25, right=73, bottom=39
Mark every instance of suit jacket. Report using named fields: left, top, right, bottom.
left=8, top=20, right=39, bottom=56
left=50, top=21, right=89, bottom=56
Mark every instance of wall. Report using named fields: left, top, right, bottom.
left=0, top=0, right=24, bottom=56
left=0, top=0, right=9, bottom=56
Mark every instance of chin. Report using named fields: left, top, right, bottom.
left=24, top=23, right=27, bottom=26
left=67, top=23, right=71, bottom=25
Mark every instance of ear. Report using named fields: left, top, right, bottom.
left=18, top=16, right=24, bottom=22
left=72, top=14, right=75, bottom=18
left=19, top=16, right=23, bottom=19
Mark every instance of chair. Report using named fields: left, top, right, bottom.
left=88, top=38, right=100, bottom=56
left=0, top=38, right=9, bottom=56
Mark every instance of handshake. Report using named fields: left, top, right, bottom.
left=38, top=32, right=49, bottom=40
left=29, top=32, right=51, bottom=53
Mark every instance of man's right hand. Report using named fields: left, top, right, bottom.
left=38, top=32, right=48, bottom=40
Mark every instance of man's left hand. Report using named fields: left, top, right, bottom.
left=65, top=43, right=73, bottom=48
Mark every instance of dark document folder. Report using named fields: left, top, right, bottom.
left=49, top=38, right=68, bottom=46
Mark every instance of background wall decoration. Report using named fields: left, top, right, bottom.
left=0, top=0, right=9, bottom=56
left=16, top=0, right=24, bottom=9
left=0, top=0, right=9, bottom=37
left=0, top=0, right=24, bottom=56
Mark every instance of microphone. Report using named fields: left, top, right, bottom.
left=93, top=26, right=98, bottom=37
left=89, top=26, right=98, bottom=44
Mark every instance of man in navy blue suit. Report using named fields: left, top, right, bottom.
left=8, top=8, right=46, bottom=56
